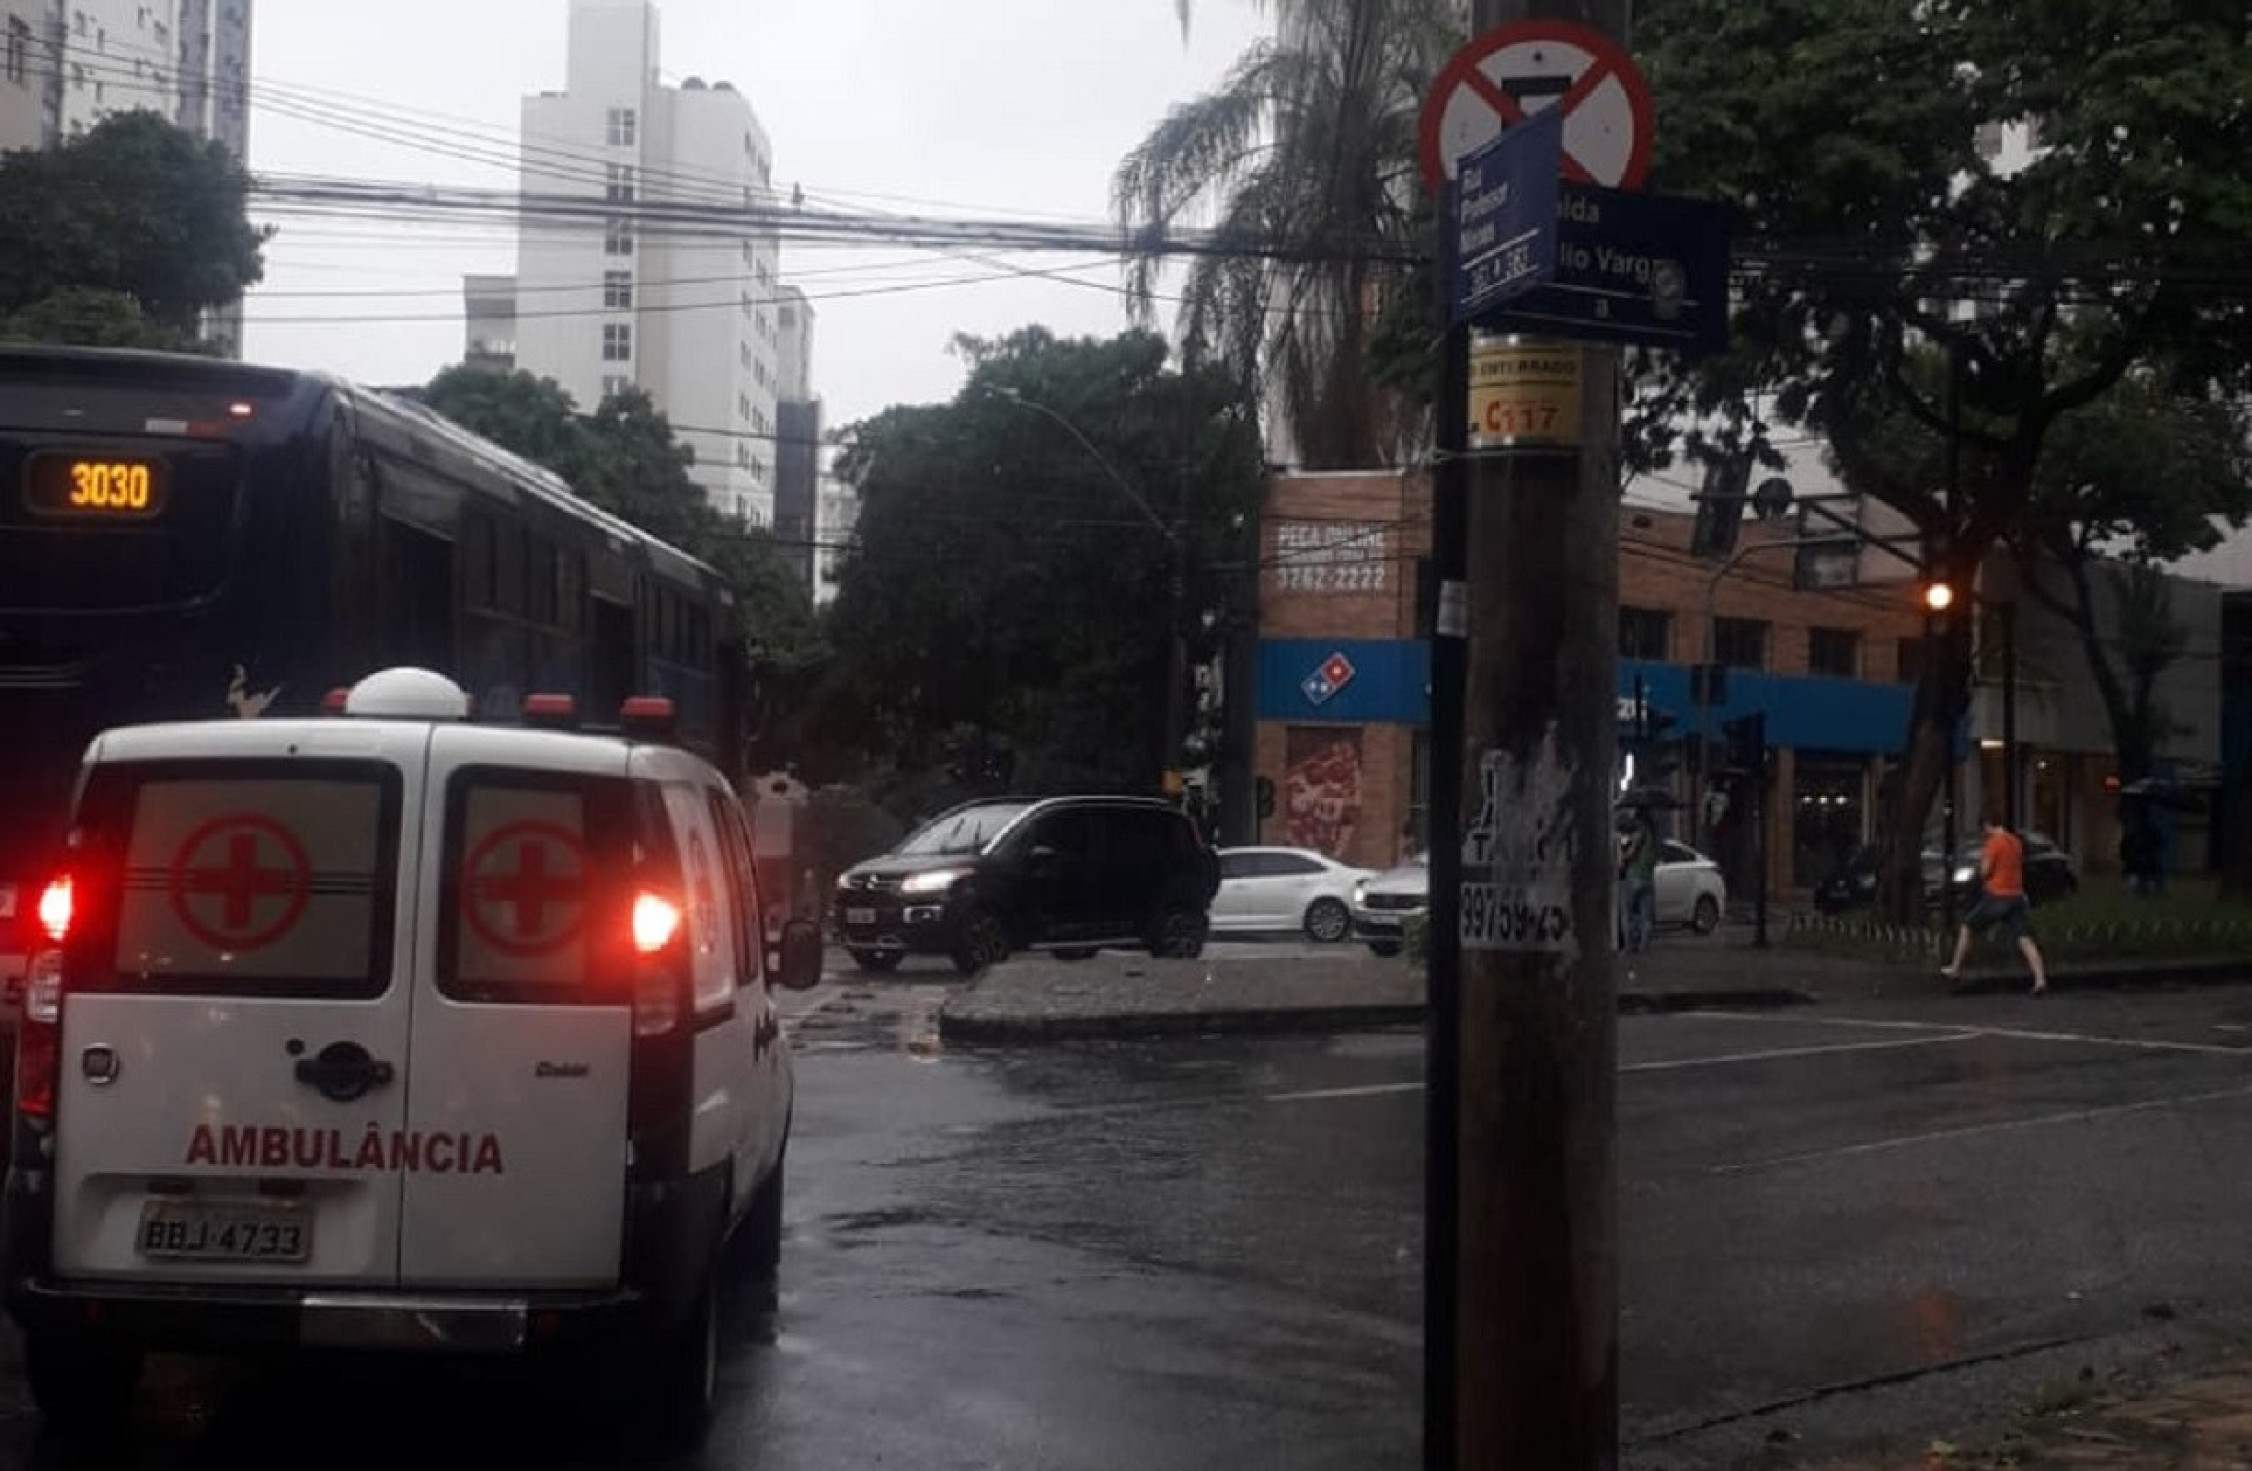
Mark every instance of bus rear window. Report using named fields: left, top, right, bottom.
left=438, top=769, right=635, bottom=1005
left=87, top=761, right=402, bottom=999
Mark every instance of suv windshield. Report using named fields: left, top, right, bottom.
left=896, top=802, right=1034, bottom=856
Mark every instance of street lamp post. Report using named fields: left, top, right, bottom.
left=990, top=386, right=1191, bottom=791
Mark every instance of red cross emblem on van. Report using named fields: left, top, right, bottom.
left=166, top=814, right=312, bottom=951
left=462, top=821, right=588, bottom=958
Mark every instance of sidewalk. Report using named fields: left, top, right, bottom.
left=937, top=937, right=1859, bottom=1043
left=1838, top=1356, right=2252, bottom=1469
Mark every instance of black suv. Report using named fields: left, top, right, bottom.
left=833, top=797, right=1220, bottom=975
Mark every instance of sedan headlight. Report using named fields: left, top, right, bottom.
left=899, top=868, right=969, bottom=896
left=1952, top=864, right=1977, bottom=885
left=1353, top=881, right=1368, bottom=905
left=835, top=872, right=857, bottom=891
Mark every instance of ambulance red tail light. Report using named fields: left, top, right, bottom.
left=36, top=876, right=72, bottom=945
left=631, top=891, right=682, bottom=955
left=631, top=890, right=684, bottom=1037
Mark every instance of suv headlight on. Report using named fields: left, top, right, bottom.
left=899, top=868, right=968, bottom=896
left=1353, top=880, right=1368, bottom=906
left=1952, top=864, right=1977, bottom=885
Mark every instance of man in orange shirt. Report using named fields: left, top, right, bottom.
left=1941, top=813, right=2050, bottom=994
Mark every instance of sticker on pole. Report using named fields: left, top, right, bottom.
left=1460, top=727, right=1580, bottom=956
left=168, top=814, right=312, bottom=952
left=1419, top=20, right=1655, bottom=193
left=462, top=820, right=589, bottom=958
left=1468, top=337, right=1581, bottom=449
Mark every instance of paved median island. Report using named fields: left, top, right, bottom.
left=936, top=941, right=1858, bottom=1043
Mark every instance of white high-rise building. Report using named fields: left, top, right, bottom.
left=510, top=0, right=781, bottom=526
left=0, top=1, right=250, bottom=156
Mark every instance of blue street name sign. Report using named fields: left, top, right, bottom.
left=1451, top=108, right=1561, bottom=327
left=1484, top=183, right=1731, bottom=354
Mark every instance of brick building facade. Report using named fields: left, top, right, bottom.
left=1253, top=472, right=1933, bottom=895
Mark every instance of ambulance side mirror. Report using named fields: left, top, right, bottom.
left=775, top=919, right=823, bottom=992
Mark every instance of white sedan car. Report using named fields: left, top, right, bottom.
left=1652, top=840, right=1728, bottom=934
left=1212, top=847, right=1376, bottom=943
left=1342, top=842, right=1727, bottom=952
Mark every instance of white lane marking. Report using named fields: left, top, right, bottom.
left=1714, top=1081, right=2252, bottom=1175
left=1698, top=1010, right=2252, bottom=1058
left=1265, top=1082, right=1424, bottom=1104
left=1620, top=1033, right=1977, bottom=1073
left=1265, top=1033, right=1973, bottom=1102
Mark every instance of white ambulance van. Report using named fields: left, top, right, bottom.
left=1, top=669, right=821, bottom=1444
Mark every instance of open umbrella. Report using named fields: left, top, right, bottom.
left=1616, top=785, right=1683, bottom=811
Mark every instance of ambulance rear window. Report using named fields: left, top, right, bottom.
left=437, top=767, right=636, bottom=1004
left=81, top=760, right=402, bottom=999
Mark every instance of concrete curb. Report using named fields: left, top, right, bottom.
left=937, top=984, right=1815, bottom=1044
left=1941, top=956, right=2252, bottom=997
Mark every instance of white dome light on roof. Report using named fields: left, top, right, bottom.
left=344, top=668, right=471, bottom=720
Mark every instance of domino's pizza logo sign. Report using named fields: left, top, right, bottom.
left=1300, top=652, right=1358, bottom=707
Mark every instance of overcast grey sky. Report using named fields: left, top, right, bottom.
left=240, top=0, right=1268, bottom=429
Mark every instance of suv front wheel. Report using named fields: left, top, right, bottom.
left=951, top=907, right=1010, bottom=976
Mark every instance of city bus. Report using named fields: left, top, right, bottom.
left=0, top=344, right=747, bottom=988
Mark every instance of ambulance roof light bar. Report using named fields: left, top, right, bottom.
left=522, top=693, right=580, bottom=731
left=619, top=696, right=678, bottom=742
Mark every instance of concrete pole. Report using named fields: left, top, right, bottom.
left=1447, top=0, right=1623, bottom=1464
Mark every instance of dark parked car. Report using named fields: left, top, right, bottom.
left=833, top=796, right=1220, bottom=975
left=1812, top=833, right=2078, bottom=914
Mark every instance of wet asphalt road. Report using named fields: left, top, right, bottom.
left=10, top=956, right=2252, bottom=1466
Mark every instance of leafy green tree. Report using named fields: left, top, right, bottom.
left=820, top=328, right=1264, bottom=805
left=0, top=111, right=266, bottom=338
left=1634, top=0, right=2252, bottom=917
left=0, top=287, right=207, bottom=352
left=1116, top=0, right=1457, bottom=468
left=416, top=366, right=822, bottom=758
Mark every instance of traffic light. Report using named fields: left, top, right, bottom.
left=1721, top=711, right=1768, bottom=775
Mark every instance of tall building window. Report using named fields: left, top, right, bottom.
left=1808, top=627, right=1861, bottom=679
left=1620, top=606, right=1670, bottom=661
left=602, top=323, right=632, bottom=362
left=601, top=374, right=631, bottom=401
left=605, top=164, right=635, bottom=203
left=603, top=270, right=632, bottom=310
left=5, top=18, right=27, bottom=85
left=605, top=218, right=633, bottom=256
left=1713, top=617, right=1769, bottom=670
left=607, top=107, right=637, bottom=147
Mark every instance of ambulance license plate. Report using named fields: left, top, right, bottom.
left=137, top=1200, right=310, bottom=1263
left=845, top=907, right=877, bottom=926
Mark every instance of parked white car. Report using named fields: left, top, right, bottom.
left=1212, top=847, right=1375, bottom=943
left=1351, top=854, right=1429, bottom=956
left=1652, top=840, right=1728, bottom=934
left=1347, top=842, right=1727, bottom=953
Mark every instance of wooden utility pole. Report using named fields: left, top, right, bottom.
left=1443, top=0, right=1623, bottom=1465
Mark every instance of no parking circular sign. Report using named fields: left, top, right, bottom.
left=1419, top=21, right=1655, bottom=193
left=463, top=821, right=589, bottom=958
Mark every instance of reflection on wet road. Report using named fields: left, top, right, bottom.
left=11, top=981, right=2252, bottom=1468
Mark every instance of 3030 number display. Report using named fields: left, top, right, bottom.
left=23, top=451, right=169, bottom=520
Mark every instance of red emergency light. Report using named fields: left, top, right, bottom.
left=619, top=696, right=677, bottom=741
left=522, top=693, right=580, bottom=730
left=321, top=688, right=350, bottom=715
